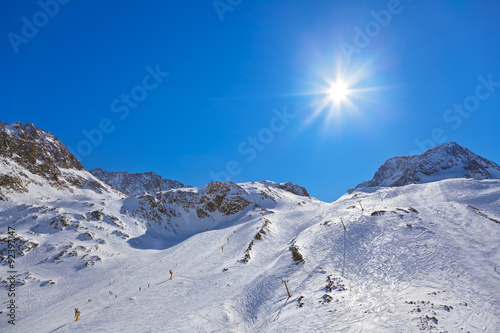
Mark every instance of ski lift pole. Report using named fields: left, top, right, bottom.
left=282, top=280, right=291, bottom=298
left=340, top=218, right=346, bottom=230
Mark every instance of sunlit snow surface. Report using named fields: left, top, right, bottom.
left=1, top=179, right=500, bottom=332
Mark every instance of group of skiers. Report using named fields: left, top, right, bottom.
left=73, top=227, right=242, bottom=322
left=73, top=269, right=175, bottom=322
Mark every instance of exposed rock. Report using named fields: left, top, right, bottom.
left=90, top=168, right=190, bottom=197
left=289, top=241, right=305, bottom=265
left=0, top=121, right=112, bottom=194
left=124, top=181, right=254, bottom=236
left=357, top=142, right=500, bottom=188
left=0, top=235, right=39, bottom=262
left=260, top=180, right=309, bottom=197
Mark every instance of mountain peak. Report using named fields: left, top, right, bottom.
left=0, top=121, right=121, bottom=198
left=422, top=141, right=470, bottom=156
left=357, top=142, right=500, bottom=188
left=90, top=168, right=190, bottom=197
left=259, top=180, right=309, bottom=197
left=0, top=121, right=84, bottom=171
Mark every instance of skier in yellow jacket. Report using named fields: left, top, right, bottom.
left=75, top=308, right=81, bottom=321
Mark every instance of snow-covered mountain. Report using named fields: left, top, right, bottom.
left=1, top=122, right=499, bottom=332
left=259, top=180, right=309, bottom=197
left=123, top=180, right=311, bottom=243
left=89, top=168, right=190, bottom=197
left=357, top=142, right=500, bottom=188
left=0, top=121, right=121, bottom=201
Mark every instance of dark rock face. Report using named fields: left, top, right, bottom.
left=0, top=175, right=27, bottom=192
left=135, top=181, right=251, bottom=219
left=90, top=168, right=189, bottom=197
left=0, top=121, right=83, bottom=172
left=199, top=181, right=252, bottom=216
left=126, top=181, right=253, bottom=235
left=0, top=122, right=100, bottom=191
left=260, top=180, right=309, bottom=197
left=357, top=142, right=500, bottom=188
left=464, top=159, right=492, bottom=179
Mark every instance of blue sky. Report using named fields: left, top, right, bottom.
left=1, top=0, right=500, bottom=202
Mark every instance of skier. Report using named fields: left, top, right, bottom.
left=74, top=308, right=81, bottom=322
left=169, top=270, right=173, bottom=280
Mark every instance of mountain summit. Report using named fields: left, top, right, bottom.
left=357, top=142, right=500, bottom=188
left=90, top=169, right=190, bottom=197
left=0, top=121, right=116, bottom=197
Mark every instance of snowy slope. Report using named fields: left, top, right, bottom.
left=357, top=142, right=500, bottom=188
left=1, top=179, right=499, bottom=332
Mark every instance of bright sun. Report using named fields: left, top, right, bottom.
left=328, top=80, right=349, bottom=103
left=303, top=57, right=380, bottom=127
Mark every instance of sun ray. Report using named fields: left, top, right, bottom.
left=300, top=55, right=387, bottom=129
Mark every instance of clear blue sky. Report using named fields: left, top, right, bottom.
left=1, top=0, right=500, bottom=202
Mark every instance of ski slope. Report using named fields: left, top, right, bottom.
left=2, top=178, right=500, bottom=332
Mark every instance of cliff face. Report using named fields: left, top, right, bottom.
left=0, top=122, right=84, bottom=172
left=0, top=121, right=115, bottom=196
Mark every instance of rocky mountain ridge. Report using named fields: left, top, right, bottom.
left=357, top=142, right=500, bottom=188
left=0, top=122, right=117, bottom=198
left=90, top=168, right=190, bottom=197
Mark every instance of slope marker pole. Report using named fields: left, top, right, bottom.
left=358, top=201, right=364, bottom=212
left=282, top=280, right=291, bottom=298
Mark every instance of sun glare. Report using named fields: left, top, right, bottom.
left=328, top=80, right=350, bottom=103
left=301, top=56, right=383, bottom=130
left=304, top=74, right=355, bottom=126
left=296, top=55, right=384, bottom=131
